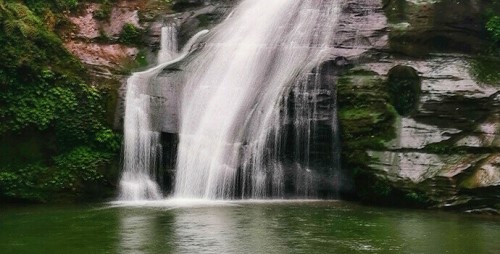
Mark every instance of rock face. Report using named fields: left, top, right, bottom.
left=108, top=0, right=498, bottom=209
left=384, top=0, right=491, bottom=55
left=333, top=0, right=499, bottom=211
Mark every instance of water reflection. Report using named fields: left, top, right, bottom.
left=114, top=201, right=500, bottom=254
left=173, top=207, right=239, bottom=253
left=119, top=209, right=176, bottom=253
left=1, top=202, right=499, bottom=254
left=118, top=203, right=291, bottom=253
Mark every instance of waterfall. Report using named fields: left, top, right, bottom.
left=158, top=25, right=178, bottom=64
left=119, top=24, right=208, bottom=201
left=174, top=0, right=342, bottom=199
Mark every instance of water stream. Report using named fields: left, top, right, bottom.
left=119, top=24, right=207, bottom=200
left=174, top=0, right=342, bottom=199
left=120, top=0, right=345, bottom=200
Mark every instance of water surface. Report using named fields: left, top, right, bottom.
left=1, top=201, right=499, bottom=253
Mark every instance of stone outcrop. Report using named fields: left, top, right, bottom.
left=107, top=0, right=498, bottom=210
left=333, top=0, right=499, bottom=211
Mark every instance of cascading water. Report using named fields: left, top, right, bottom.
left=174, top=0, right=343, bottom=199
left=119, top=23, right=207, bottom=200
left=158, top=25, right=178, bottom=64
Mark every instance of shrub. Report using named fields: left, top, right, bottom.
left=118, top=23, right=144, bottom=46
left=486, top=16, right=500, bottom=42
left=0, top=1, right=120, bottom=202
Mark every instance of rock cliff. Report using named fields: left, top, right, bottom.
left=334, top=0, right=499, bottom=212
left=99, top=0, right=498, bottom=210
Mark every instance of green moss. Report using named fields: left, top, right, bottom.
left=93, top=0, right=113, bottom=21
left=424, top=142, right=467, bottom=155
left=340, top=108, right=386, bottom=124
left=469, top=56, right=500, bottom=85
left=118, top=49, right=150, bottom=74
left=135, top=49, right=149, bottom=68
left=337, top=72, right=397, bottom=152
left=118, top=23, right=144, bottom=46
left=337, top=70, right=402, bottom=205
left=459, top=174, right=477, bottom=189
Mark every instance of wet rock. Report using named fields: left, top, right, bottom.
left=384, top=0, right=493, bottom=55
left=332, top=0, right=500, bottom=210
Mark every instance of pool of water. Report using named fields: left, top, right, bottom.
left=1, top=200, right=499, bottom=253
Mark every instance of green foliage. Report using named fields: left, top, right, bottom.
left=134, top=49, right=149, bottom=68
left=0, top=164, right=46, bottom=201
left=0, top=147, right=112, bottom=202
left=117, top=49, right=150, bottom=74
left=95, top=129, right=121, bottom=152
left=0, top=69, right=77, bottom=133
left=118, top=23, right=144, bottom=46
left=95, top=27, right=112, bottom=43
left=486, top=16, right=500, bottom=42
left=23, top=0, right=79, bottom=13
left=93, top=0, right=112, bottom=21
left=0, top=1, right=121, bottom=202
left=483, top=0, right=500, bottom=52
left=469, top=56, right=500, bottom=85
left=53, top=147, right=111, bottom=184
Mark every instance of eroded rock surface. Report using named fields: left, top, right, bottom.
left=335, top=0, right=499, bottom=210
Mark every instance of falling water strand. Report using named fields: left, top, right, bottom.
left=174, top=0, right=342, bottom=199
left=119, top=24, right=208, bottom=201
left=158, top=25, right=178, bottom=64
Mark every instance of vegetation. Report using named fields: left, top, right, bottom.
left=486, top=16, right=500, bottom=42
left=118, top=23, right=144, bottom=46
left=484, top=0, right=500, bottom=45
left=336, top=70, right=398, bottom=203
left=93, top=0, right=114, bottom=21
left=0, top=147, right=114, bottom=202
left=337, top=72, right=397, bottom=152
left=0, top=0, right=121, bottom=202
left=469, top=56, right=500, bottom=85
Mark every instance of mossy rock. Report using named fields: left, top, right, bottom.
left=337, top=70, right=397, bottom=147
left=336, top=68, right=405, bottom=205
left=384, top=0, right=494, bottom=55
left=387, top=65, right=421, bottom=116
left=469, top=56, right=500, bottom=85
